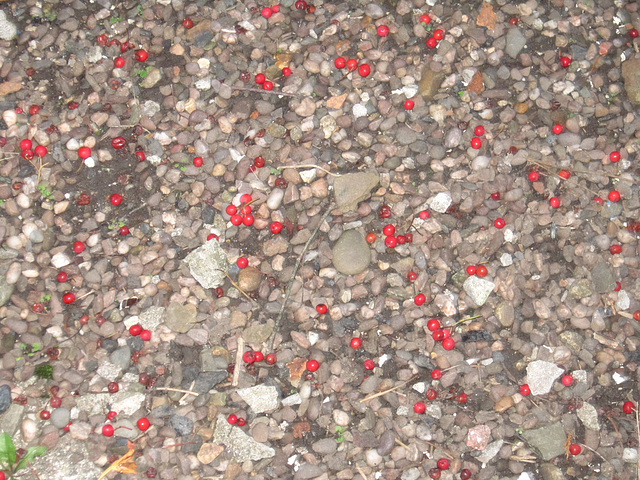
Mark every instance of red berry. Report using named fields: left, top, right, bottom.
left=272, top=5, right=280, bottom=13
left=528, top=171, right=540, bottom=182
left=295, top=0, right=307, bottom=9
left=227, top=414, right=238, bottom=424
left=380, top=205, right=392, bottom=218
left=552, top=123, right=564, bottom=134
left=102, top=424, right=115, bottom=437
left=419, top=14, right=431, bottom=25
left=414, top=402, right=426, bottom=414
left=442, top=338, right=455, bottom=350
left=558, top=170, right=571, bottom=179
left=560, top=56, right=572, bottom=68
left=282, top=67, right=292, bottom=76
left=425, top=388, right=437, bottom=401
left=623, top=401, right=636, bottom=414
left=34, top=145, right=48, bottom=157
left=437, top=458, right=450, bottom=470
left=426, top=37, right=438, bottom=49
left=346, top=58, right=359, bottom=71
left=230, top=214, right=243, bottom=226
left=427, top=319, right=441, bottom=331
left=561, top=374, right=573, bottom=386
left=50, top=396, right=62, bottom=408
left=609, top=151, right=621, bottom=162
left=470, top=137, right=482, bottom=149
left=119, top=226, right=130, bottom=235
left=456, top=392, right=468, bottom=404
left=358, top=64, right=371, bottom=77
left=270, top=221, right=283, bottom=234
left=465, top=265, right=477, bottom=276
left=569, top=444, right=581, bottom=455
left=384, top=236, right=398, bottom=248
left=226, top=204, right=238, bottom=216
left=631, top=28, right=639, bottom=38
left=193, top=157, right=204, bottom=167
left=474, top=125, right=485, bottom=136
left=112, top=136, right=127, bottom=149
left=135, top=49, right=149, bottom=62
left=137, top=418, right=151, bottom=431
left=110, top=193, right=123, bottom=205
left=549, top=197, right=561, bottom=208
left=254, top=156, right=266, bottom=168
left=182, top=18, right=194, bottom=29
left=243, top=351, right=256, bottom=363
left=261, top=7, right=273, bottom=18
left=254, top=351, right=265, bottom=362
left=383, top=224, right=396, bottom=236
left=40, top=410, right=51, bottom=420
left=97, top=34, right=109, bottom=46
left=520, top=384, right=531, bottom=396
left=265, top=353, right=277, bottom=365
left=255, top=73, right=266, bottom=84
left=494, top=218, right=506, bottom=229
left=114, top=57, right=126, bottom=68
left=609, top=190, right=621, bottom=202
left=262, top=80, right=274, bottom=90
left=107, top=411, right=117, bottom=421
left=62, top=292, right=76, bottom=304
left=316, top=304, right=328, bottom=314
left=20, top=139, right=33, bottom=151
left=57, top=271, right=68, bottom=283
left=615, top=281, right=622, bottom=292
left=21, top=149, right=35, bottom=161
left=407, top=271, right=418, bottom=282
left=610, top=244, right=622, bottom=254
left=129, top=324, right=143, bottom=336
left=414, top=293, right=426, bottom=306
left=15, top=107, right=23, bottom=114
left=108, top=382, right=119, bottom=393
left=140, top=330, right=152, bottom=341
left=364, top=359, right=375, bottom=370
left=509, top=17, right=519, bottom=25
left=236, top=418, right=247, bottom=427
left=377, top=25, right=390, bottom=37
left=237, top=257, right=249, bottom=269
left=491, top=192, right=501, bottom=201
left=29, top=105, right=41, bottom=116
left=433, top=29, right=445, bottom=40
left=476, top=265, right=488, bottom=277
left=432, top=329, right=445, bottom=342
left=431, top=369, right=442, bottom=380
left=306, top=359, right=320, bottom=372
left=404, top=99, right=415, bottom=110
left=334, top=57, right=346, bottom=69
left=350, top=338, right=363, bottom=349
left=78, top=146, right=92, bottom=159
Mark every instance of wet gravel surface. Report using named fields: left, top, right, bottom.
left=1, top=0, right=640, bottom=479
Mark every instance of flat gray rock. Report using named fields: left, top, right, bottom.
left=577, top=402, right=600, bottom=430
left=463, top=275, right=495, bottom=306
left=622, top=56, right=640, bottom=105
left=333, top=172, right=379, bottom=213
left=526, top=360, right=563, bottom=395
left=591, top=262, right=616, bottom=294
left=332, top=230, right=371, bottom=275
left=213, top=414, right=275, bottom=462
left=522, top=422, right=567, bottom=460
left=165, top=302, right=198, bottom=333
left=505, top=27, right=527, bottom=58
left=30, top=436, right=102, bottom=480
left=184, top=239, right=228, bottom=289
left=237, top=385, right=279, bottom=413
left=0, top=384, right=11, bottom=414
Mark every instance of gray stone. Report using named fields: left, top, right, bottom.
left=140, top=67, right=162, bottom=89
left=396, top=126, right=418, bottom=145
left=237, top=385, right=279, bottom=413
left=112, top=418, right=137, bottom=439
left=193, top=371, right=228, bottom=394
left=0, top=384, right=11, bottom=414
left=526, top=360, right=563, bottom=395
left=333, top=172, right=379, bottom=213
left=522, top=422, right=567, bottom=460
left=165, top=302, right=198, bottom=333
left=170, top=415, right=194, bottom=436
left=50, top=408, right=70, bottom=429
left=184, top=239, right=228, bottom=289
left=243, top=320, right=275, bottom=344
left=0, top=403, right=24, bottom=436
left=568, top=278, right=593, bottom=299
left=505, top=27, right=527, bottom=58
left=472, top=439, right=503, bottom=464
left=592, top=262, right=616, bottom=294
left=463, top=275, right=495, bottom=306
left=213, top=414, right=275, bottom=462
left=30, top=436, right=102, bottom=480
left=401, top=468, right=421, bottom=480
left=623, top=448, right=638, bottom=463
left=294, top=464, right=325, bottom=479
left=577, top=402, right=600, bottom=430
left=312, top=438, right=337, bottom=454
left=140, top=306, right=165, bottom=330
left=109, top=346, right=131, bottom=370
left=110, top=393, right=146, bottom=416
left=364, top=3, right=385, bottom=18
left=0, top=280, right=14, bottom=307
left=332, top=230, right=371, bottom=275
left=540, top=464, right=566, bottom=480
left=622, top=56, right=640, bottom=105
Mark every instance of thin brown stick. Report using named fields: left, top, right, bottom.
left=275, top=164, right=342, bottom=177
left=231, top=85, right=299, bottom=97
left=355, top=464, right=369, bottom=480
left=232, top=337, right=244, bottom=387
left=155, top=387, right=199, bottom=396
left=360, top=376, right=417, bottom=402
left=223, top=271, right=258, bottom=306
left=395, top=438, right=410, bottom=450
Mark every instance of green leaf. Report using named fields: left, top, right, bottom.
left=0, top=433, right=17, bottom=467
left=15, top=446, right=47, bottom=471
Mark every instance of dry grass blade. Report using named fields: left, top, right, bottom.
left=232, top=85, right=299, bottom=97
left=155, top=387, right=199, bottom=396
left=509, top=455, right=536, bottom=463
left=360, top=376, right=416, bottom=402
left=276, top=164, right=342, bottom=177
left=355, top=464, right=369, bottom=480
left=223, top=270, right=258, bottom=306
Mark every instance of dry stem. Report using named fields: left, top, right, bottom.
left=155, top=387, right=199, bottom=396
left=231, top=85, right=299, bottom=97
left=223, top=270, right=258, bottom=306
left=360, top=376, right=416, bottom=402
left=275, top=164, right=342, bottom=177
left=232, top=337, right=244, bottom=387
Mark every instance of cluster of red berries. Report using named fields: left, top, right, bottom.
left=466, top=264, right=488, bottom=277
left=113, top=47, right=149, bottom=69
left=102, top=417, right=150, bottom=437
left=470, top=125, right=484, bottom=149
left=255, top=73, right=275, bottom=90
left=36, top=386, right=72, bottom=431
left=334, top=57, right=372, bottom=77
left=426, top=28, right=445, bottom=49
left=367, top=223, right=414, bottom=249
left=129, top=323, right=153, bottom=341
left=227, top=414, right=248, bottom=427
left=426, top=318, right=456, bottom=351
left=225, top=193, right=255, bottom=227
left=18, top=138, right=48, bottom=161
left=243, top=350, right=277, bottom=365
left=249, top=155, right=266, bottom=172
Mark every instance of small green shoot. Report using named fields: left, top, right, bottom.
left=335, top=426, right=346, bottom=443
left=38, top=184, right=54, bottom=200
left=109, top=16, right=123, bottom=23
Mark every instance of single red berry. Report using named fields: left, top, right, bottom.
left=414, top=402, right=426, bottom=414
left=609, top=151, right=621, bottom=162
left=549, top=197, right=561, bottom=208
left=552, top=124, right=564, bottom=134
left=295, top=0, right=307, bottom=9
left=494, top=218, right=506, bottom=229
left=254, top=156, right=266, bottom=168
left=236, top=418, right=247, bottom=427
left=491, top=192, right=501, bottom=201
left=623, top=401, right=636, bottom=414
left=137, top=417, right=151, bottom=431
left=558, top=170, right=571, bottom=179
left=282, top=67, right=292, bottom=76
left=414, top=293, right=426, bottom=306
left=129, top=324, right=143, bottom=336
left=261, top=7, right=273, bottom=18
left=270, top=221, right=283, bottom=234
left=34, top=145, right=48, bottom=157
left=608, top=190, right=621, bottom=202
left=107, top=382, right=119, bottom=393
left=254, top=351, right=265, bottom=362
left=474, top=125, right=485, bottom=136
left=63, top=422, right=72, bottom=431
left=631, top=28, right=639, bottom=38
left=431, top=369, right=442, bottom=380
left=193, top=157, right=204, bottom=167
left=57, top=271, right=68, bottom=283
left=107, top=411, right=117, bottom=421
left=306, top=359, right=320, bottom=372
left=520, top=384, right=531, bottom=396
left=456, top=392, right=468, bottom=404
left=242, top=214, right=256, bottom=226
left=437, top=458, right=450, bottom=470
left=243, top=351, right=256, bottom=363
left=569, top=444, right=581, bottom=455
left=358, top=64, right=371, bottom=77
left=346, top=58, right=359, bottom=71
left=615, top=281, right=622, bottom=292
left=226, top=205, right=238, bottom=216
left=135, top=49, right=149, bottom=62
left=237, top=257, right=249, bottom=269
left=97, top=34, right=109, bottom=45
left=407, top=271, right=418, bottom=282
left=476, top=265, right=488, bottom=277
left=119, top=226, right=130, bottom=236
left=433, top=29, right=445, bottom=40
left=350, top=338, right=363, bottom=349
left=509, top=17, right=519, bottom=25
left=140, top=330, right=152, bottom=341
left=432, top=329, right=445, bottom=342
left=470, top=137, right=482, bottom=149
left=102, top=424, right=115, bottom=437
left=21, top=149, right=35, bottom=161
left=114, top=56, right=126, bottom=68
left=528, top=171, right=540, bottom=182
left=561, top=374, right=573, bottom=386
left=32, top=302, right=45, bottom=313
left=227, top=414, right=238, bottom=424
left=112, top=136, right=127, bottom=149
left=265, top=353, right=277, bottom=365
left=29, top=105, right=41, bottom=116
left=262, top=80, right=274, bottom=90
left=610, top=244, right=622, bottom=254
left=426, top=37, right=438, bottom=49
left=427, top=319, right=441, bottom=331
left=62, top=292, right=76, bottom=304
left=365, top=232, right=377, bottom=244
left=383, top=224, right=396, bottom=236
left=460, top=468, right=472, bottom=480
left=239, top=193, right=253, bottom=204
left=18, top=138, right=31, bottom=150
left=334, top=57, right=346, bottom=69
left=182, top=18, right=194, bottom=29
left=15, top=107, right=23, bottom=114
left=377, top=25, right=390, bottom=37
left=404, top=99, right=415, bottom=110
left=426, top=388, right=438, bottom=401
left=384, top=236, right=398, bottom=248
left=420, top=14, right=431, bottom=25
left=40, top=410, right=51, bottom=420
left=380, top=205, right=392, bottom=218
left=316, top=304, right=328, bottom=314
left=110, top=193, right=123, bottom=205
left=78, top=146, right=92, bottom=159
left=67, top=101, right=79, bottom=109
left=442, top=337, right=455, bottom=350
left=79, top=314, right=90, bottom=325
left=230, top=214, right=243, bottom=226
left=560, top=56, right=572, bottom=68
left=50, top=396, right=62, bottom=408
left=255, top=73, right=266, bottom=84
left=364, top=359, right=375, bottom=370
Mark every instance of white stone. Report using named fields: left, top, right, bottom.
left=237, top=385, right=279, bottom=413
left=623, top=448, right=638, bottom=463
left=281, top=393, right=302, bottom=406
left=616, top=290, right=631, bottom=310
left=352, top=104, right=368, bottom=118
left=0, top=10, right=17, bottom=41
left=333, top=409, right=350, bottom=426
left=195, top=77, right=212, bottom=90
left=51, top=252, right=72, bottom=268
left=577, top=402, right=600, bottom=430
left=429, top=192, right=452, bottom=213
left=500, top=253, right=513, bottom=266
left=526, top=360, right=563, bottom=395
left=299, top=168, right=317, bottom=183
left=463, top=276, right=495, bottom=306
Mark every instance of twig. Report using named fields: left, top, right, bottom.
left=355, top=464, right=369, bottom=480
left=360, top=375, right=417, bottom=402
left=223, top=270, right=258, bottom=306
left=232, top=337, right=244, bottom=387
left=451, top=314, right=482, bottom=328
left=155, top=387, right=199, bottom=396
left=579, top=443, right=607, bottom=463
left=275, top=164, right=342, bottom=177
left=231, top=85, right=299, bottom=97
left=509, top=455, right=536, bottom=464
left=395, top=438, right=410, bottom=450
left=268, top=203, right=334, bottom=351
left=179, top=381, right=197, bottom=403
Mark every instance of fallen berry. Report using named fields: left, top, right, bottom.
left=418, top=210, right=430, bottom=220
left=261, top=7, right=273, bottom=18
left=509, top=17, right=519, bottom=25
left=350, top=338, right=363, bottom=349
left=432, top=329, right=445, bottom=342
left=364, top=359, right=375, bottom=370
left=107, top=382, right=119, bottom=393
left=610, top=244, right=622, bottom=254
left=466, top=265, right=477, bottom=276
left=34, top=145, right=48, bottom=157
left=182, top=18, right=194, bottom=28
left=237, top=257, right=249, bottom=268
left=560, top=56, right=572, bottom=68
left=243, top=351, right=256, bottom=363
left=334, top=57, right=346, bottom=69
left=236, top=418, right=247, bottom=427
left=114, top=57, right=125, bottom=68
left=262, top=80, right=274, bottom=90
left=460, top=468, right=472, bottom=480
left=456, top=392, right=468, bottom=404
left=561, top=374, right=573, bottom=386
left=494, top=218, right=506, bottom=229
left=476, top=265, right=488, bottom=277
left=135, top=49, right=149, bottom=62
left=227, top=414, right=238, bottom=424
left=193, top=157, right=204, bottom=167
left=407, top=271, right=418, bottom=282
left=57, top=271, right=68, bottom=283
left=383, top=224, right=396, bottom=236
left=137, top=417, right=151, bottom=431
left=414, top=293, right=426, bottom=306
left=40, top=410, right=51, bottom=420
left=608, top=190, right=621, bottom=202
left=437, top=458, right=450, bottom=470
left=255, top=73, right=266, bottom=84
left=558, top=170, right=571, bottom=179
left=549, top=197, right=561, bottom=208
left=552, top=123, right=564, bottom=134
left=78, top=146, right=92, bottom=159
left=426, top=37, right=438, bottom=49
left=569, top=443, right=581, bottom=455
left=431, top=369, right=442, bottom=380
left=376, top=25, right=390, bottom=37
left=365, top=232, right=377, bottom=243
left=520, top=384, right=531, bottom=396
left=404, top=99, right=415, bottom=110
left=50, top=396, right=62, bottom=408
left=254, top=351, right=264, bottom=362
left=140, top=330, right=152, bottom=341
left=414, top=402, right=426, bottom=414
left=358, top=64, right=371, bottom=77
left=62, top=292, right=76, bottom=304
left=230, top=214, right=243, bottom=226
left=110, top=193, right=123, bottom=205
left=384, top=236, right=398, bottom=248
left=282, top=67, right=292, bottom=76
left=427, top=319, right=441, bottom=331
left=112, top=136, right=127, bottom=149
left=316, top=304, right=328, bottom=314
left=346, top=58, right=358, bottom=71
left=119, top=226, right=130, bottom=235
left=270, top=221, right=283, bottom=234
left=102, top=424, right=115, bottom=437
left=474, top=125, right=485, bottom=136
left=107, top=411, right=117, bottom=421
left=419, top=14, right=431, bottom=25
left=442, top=338, right=455, bottom=350
left=609, top=151, right=621, bottom=162
left=129, top=324, right=143, bottom=336
left=426, top=388, right=438, bottom=401
left=265, top=353, right=277, bottom=365
left=242, top=214, right=255, bottom=226
left=433, top=29, right=445, bottom=40
left=623, top=401, right=636, bottom=414
left=528, top=171, right=540, bottom=182
left=470, top=137, right=482, bottom=149
left=306, top=359, right=320, bottom=372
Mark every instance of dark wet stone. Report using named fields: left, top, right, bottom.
left=0, top=384, right=11, bottom=414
